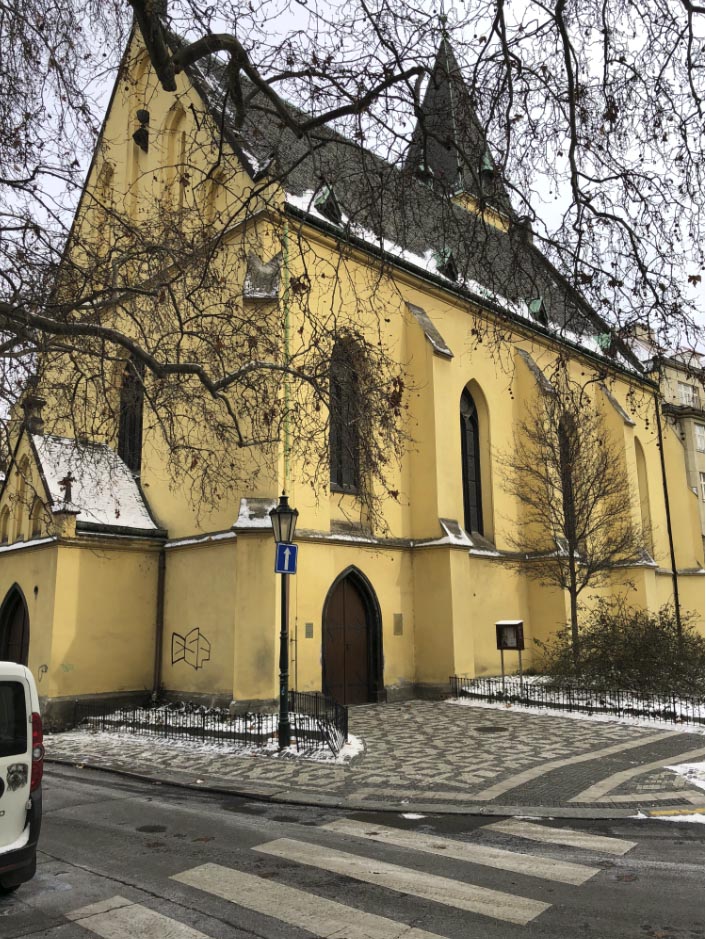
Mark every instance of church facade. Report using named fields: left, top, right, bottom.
left=0, top=27, right=702, bottom=725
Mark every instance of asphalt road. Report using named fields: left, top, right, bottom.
left=1, top=765, right=703, bottom=939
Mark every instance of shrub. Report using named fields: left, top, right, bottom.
left=536, top=600, right=704, bottom=698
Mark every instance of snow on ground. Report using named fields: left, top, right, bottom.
left=450, top=697, right=705, bottom=733
left=631, top=810, right=705, bottom=824
left=667, top=762, right=705, bottom=790
left=52, top=727, right=364, bottom=765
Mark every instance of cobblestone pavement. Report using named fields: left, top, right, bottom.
left=45, top=701, right=705, bottom=818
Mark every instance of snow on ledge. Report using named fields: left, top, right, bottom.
left=234, top=497, right=277, bottom=529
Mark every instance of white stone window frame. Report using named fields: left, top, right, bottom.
left=695, top=422, right=705, bottom=452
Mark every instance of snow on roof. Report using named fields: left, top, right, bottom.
left=32, top=434, right=158, bottom=532
left=234, top=497, right=277, bottom=529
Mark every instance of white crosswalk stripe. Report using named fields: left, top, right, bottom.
left=253, top=837, right=551, bottom=925
left=484, top=819, right=637, bottom=855
left=67, top=896, right=211, bottom=939
left=173, top=862, right=446, bottom=939
left=321, top=818, right=600, bottom=885
left=70, top=815, right=640, bottom=938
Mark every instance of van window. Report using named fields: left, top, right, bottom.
left=0, top=681, right=27, bottom=757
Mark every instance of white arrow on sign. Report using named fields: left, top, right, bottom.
left=283, top=546, right=292, bottom=571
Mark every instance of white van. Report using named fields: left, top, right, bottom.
left=0, top=663, right=43, bottom=890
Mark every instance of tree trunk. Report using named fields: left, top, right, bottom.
left=568, top=559, right=580, bottom=670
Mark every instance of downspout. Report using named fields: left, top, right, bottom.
left=152, top=547, right=166, bottom=700
left=282, top=221, right=291, bottom=485
left=653, top=391, right=682, bottom=636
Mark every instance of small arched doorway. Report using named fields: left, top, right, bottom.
left=322, top=568, right=384, bottom=705
left=0, top=585, right=30, bottom=665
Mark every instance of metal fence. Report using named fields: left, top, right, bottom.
left=449, top=676, right=705, bottom=726
left=75, top=691, right=349, bottom=756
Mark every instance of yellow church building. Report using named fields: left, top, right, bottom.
left=0, top=25, right=702, bottom=725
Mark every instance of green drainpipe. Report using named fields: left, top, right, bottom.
left=282, top=222, right=291, bottom=485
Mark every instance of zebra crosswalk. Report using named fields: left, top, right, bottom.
left=67, top=816, right=638, bottom=938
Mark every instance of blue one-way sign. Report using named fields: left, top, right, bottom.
left=274, top=542, right=298, bottom=574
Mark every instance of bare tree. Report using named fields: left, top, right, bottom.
left=501, top=362, right=646, bottom=663
left=0, top=1, right=702, bottom=518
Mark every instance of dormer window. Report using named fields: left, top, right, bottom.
left=527, top=297, right=548, bottom=326
left=480, top=150, right=495, bottom=184
left=314, top=186, right=343, bottom=225
left=596, top=332, right=618, bottom=357
left=415, top=163, right=435, bottom=188
left=434, top=248, right=458, bottom=282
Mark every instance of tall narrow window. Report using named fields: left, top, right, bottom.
left=0, top=507, right=9, bottom=544
left=460, top=389, right=483, bottom=534
left=329, top=341, right=360, bottom=492
left=118, top=359, right=145, bottom=474
left=558, top=412, right=577, bottom=549
left=30, top=499, right=43, bottom=539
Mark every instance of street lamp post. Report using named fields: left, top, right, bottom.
left=269, top=492, right=299, bottom=749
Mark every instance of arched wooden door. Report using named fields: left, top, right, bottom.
left=322, top=569, right=384, bottom=705
left=0, top=586, right=29, bottom=665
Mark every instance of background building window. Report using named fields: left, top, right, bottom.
left=678, top=381, right=698, bottom=408
left=695, top=423, right=705, bottom=452
left=329, top=341, right=360, bottom=491
left=118, top=359, right=145, bottom=474
left=460, top=388, right=483, bottom=534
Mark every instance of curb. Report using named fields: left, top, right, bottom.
left=46, top=757, right=703, bottom=821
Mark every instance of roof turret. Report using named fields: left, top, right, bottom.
left=406, top=31, right=512, bottom=216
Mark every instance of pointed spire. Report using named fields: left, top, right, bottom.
left=406, top=31, right=511, bottom=215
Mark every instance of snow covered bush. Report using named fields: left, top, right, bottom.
left=536, top=601, right=704, bottom=698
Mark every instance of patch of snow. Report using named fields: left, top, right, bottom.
left=401, top=813, right=426, bottom=819
left=234, top=497, right=278, bottom=529
left=0, top=536, right=56, bottom=554
left=165, top=531, right=236, bottom=549
left=653, top=813, right=705, bottom=824
left=33, top=434, right=157, bottom=531
left=71, top=705, right=359, bottom=763
left=450, top=697, right=705, bottom=733
left=667, top=762, right=705, bottom=790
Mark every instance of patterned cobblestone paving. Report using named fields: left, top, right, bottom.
left=45, top=700, right=704, bottom=811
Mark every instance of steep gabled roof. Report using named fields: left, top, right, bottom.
left=405, top=34, right=512, bottom=215
left=31, top=434, right=160, bottom=534
left=161, top=29, right=643, bottom=372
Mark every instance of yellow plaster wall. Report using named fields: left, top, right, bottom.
left=161, top=539, right=237, bottom=696
left=0, top=542, right=57, bottom=684
left=233, top=533, right=278, bottom=702
left=47, top=543, right=159, bottom=697
left=411, top=548, right=456, bottom=685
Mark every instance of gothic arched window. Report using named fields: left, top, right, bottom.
left=460, top=388, right=483, bottom=535
left=329, top=340, right=360, bottom=492
left=118, top=359, right=145, bottom=474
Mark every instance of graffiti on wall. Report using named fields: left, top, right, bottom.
left=171, top=627, right=211, bottom=669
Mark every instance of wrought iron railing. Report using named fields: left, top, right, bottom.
left=449, top=676, right=705, bottom=726
left=74, top=691, right=348, bottom=755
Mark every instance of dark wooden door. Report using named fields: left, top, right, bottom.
left=323, top=577, right=370, bottom=705
left=0, top=590, right=29, bottom=665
